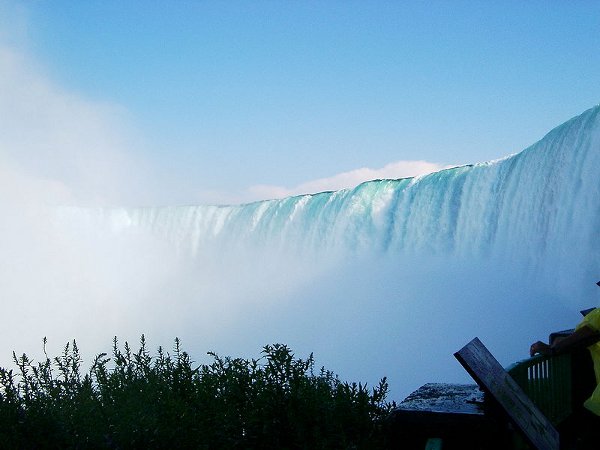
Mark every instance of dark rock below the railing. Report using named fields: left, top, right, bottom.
left=396, top=383, right=485, bottom=415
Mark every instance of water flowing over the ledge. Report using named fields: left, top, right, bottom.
left=76, top=105, right=600, bottom=291
left=42, top=105, right=600, bottom=399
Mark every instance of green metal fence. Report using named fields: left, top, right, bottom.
left=507, top=353, right=572, bottom=425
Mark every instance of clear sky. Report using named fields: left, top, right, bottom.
left=1, top=1, right=600, bottom=206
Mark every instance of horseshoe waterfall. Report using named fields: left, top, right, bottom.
left=12, top=105, right=600, bottom=399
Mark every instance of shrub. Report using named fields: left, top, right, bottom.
left=0, top=337, right=395, bottom=449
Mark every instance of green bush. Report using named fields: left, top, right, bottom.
left=0, top=337, right=395, bottom=449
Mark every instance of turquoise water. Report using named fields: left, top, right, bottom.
left=87, top=105, right=600, bottom=290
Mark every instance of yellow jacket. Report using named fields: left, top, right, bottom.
left=576, top=308, right=600, bottom=415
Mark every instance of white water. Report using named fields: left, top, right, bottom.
left=4, top=106, right=600, bottom=400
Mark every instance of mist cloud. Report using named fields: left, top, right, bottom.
left=0, top=40, right=166, bottom=364
left=0, top=43, right=151, bottom=207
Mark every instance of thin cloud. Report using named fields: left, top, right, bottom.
left=247, top=160, right=452, bottom=201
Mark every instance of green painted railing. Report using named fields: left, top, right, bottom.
left=507, top=353, right=572, bottom=425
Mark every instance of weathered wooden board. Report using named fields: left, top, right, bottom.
left=454, top=337, right=559, bottom=450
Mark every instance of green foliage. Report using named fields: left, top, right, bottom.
left=0, top=337, right=395, bottom=449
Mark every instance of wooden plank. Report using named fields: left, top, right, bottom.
left=454, top=337, right=559, bottom=450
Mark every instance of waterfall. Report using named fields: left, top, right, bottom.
left=14, top=105, right=600, bottom=400
left=82, top=104, right=599, bottom=290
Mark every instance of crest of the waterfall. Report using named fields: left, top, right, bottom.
left=43, top=104, right=600, bottom=400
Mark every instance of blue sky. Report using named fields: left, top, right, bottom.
left=1, top=1, right=600, bottom=205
